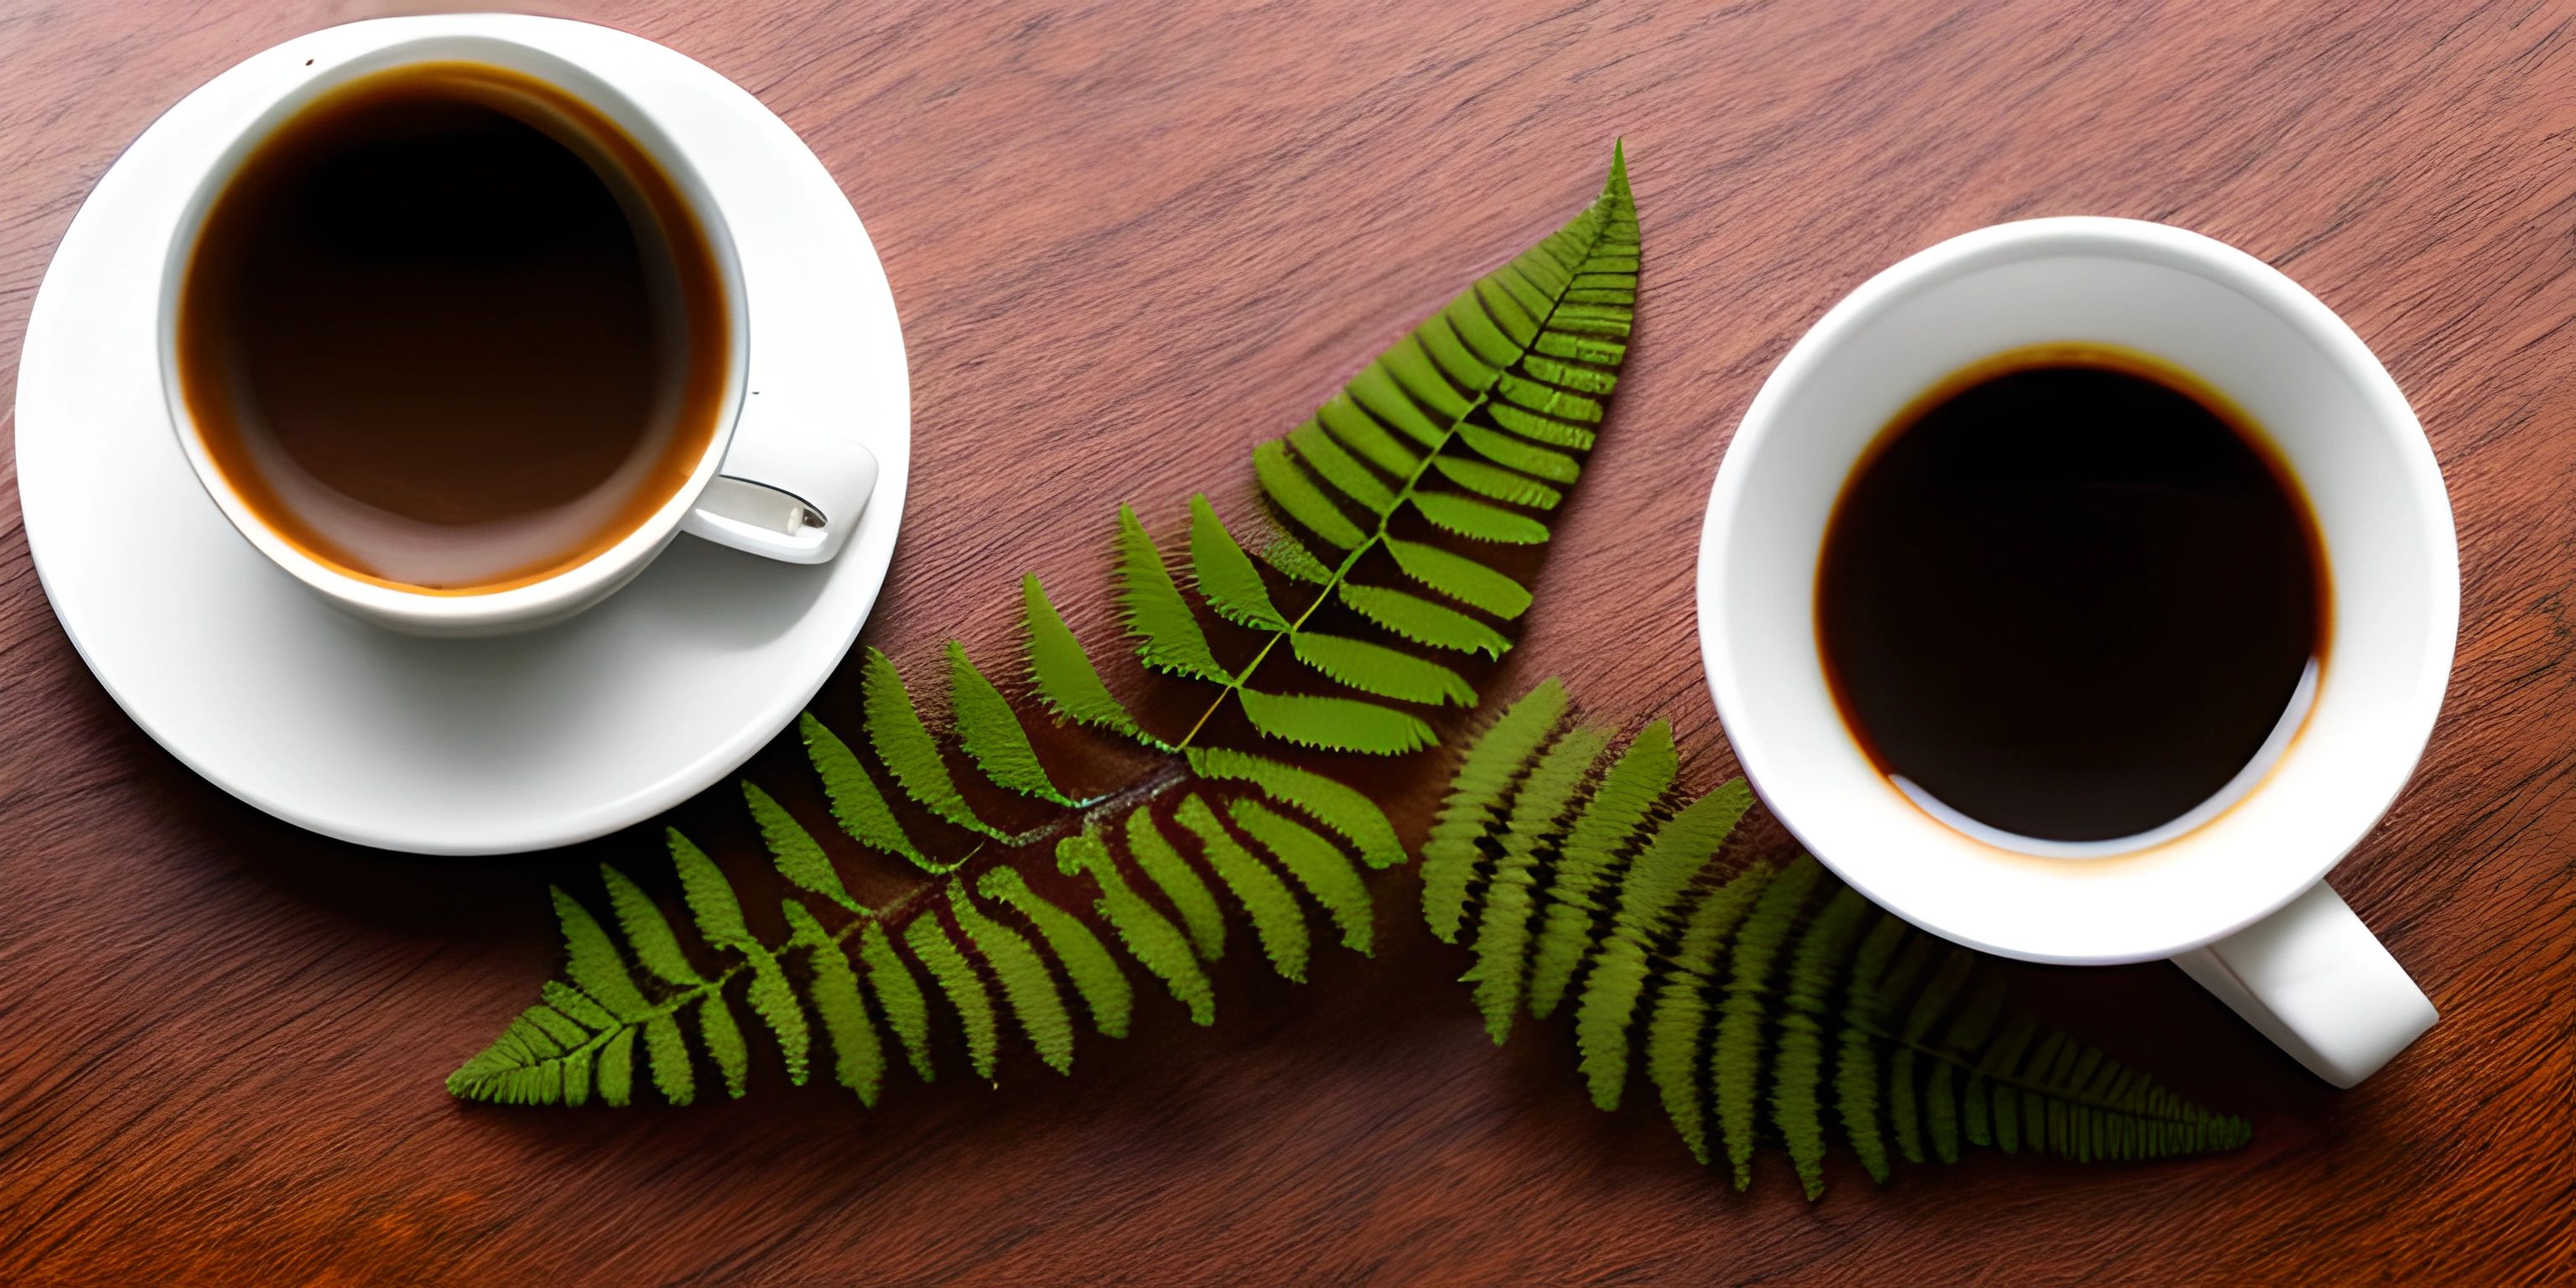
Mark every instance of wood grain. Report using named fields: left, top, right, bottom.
left=4, top=1, right=2573, bottom=1283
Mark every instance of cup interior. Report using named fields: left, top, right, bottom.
left=158, top=33, right=750, bottom=633
left=1697, top=218, right=2457, bottom=963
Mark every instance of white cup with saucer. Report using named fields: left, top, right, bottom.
left=16, top=15, right=910, bottom=853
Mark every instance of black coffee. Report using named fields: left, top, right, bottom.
left=1815, top=345, right=2326, bottom=842
left=176, top=62, right=729, bottom=594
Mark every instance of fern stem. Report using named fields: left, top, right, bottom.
left=1173, top=208, right=1623, bottom=752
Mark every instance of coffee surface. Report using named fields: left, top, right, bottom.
left=1815, top=346, right=2325, bottom=843
left=176, top=62, right=728, bottom=593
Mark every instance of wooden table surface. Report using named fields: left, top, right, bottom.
left=5, top=1, right=2573, bottom=1283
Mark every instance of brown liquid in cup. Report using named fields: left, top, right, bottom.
left=1815, top=345, right=2329, bottom=843
left=174, top=62, right=730, bottom=594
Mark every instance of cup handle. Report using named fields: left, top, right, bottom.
left=2169, top=880, right=2435, bottom=1087
left=680, top=402, right=879, bottom=564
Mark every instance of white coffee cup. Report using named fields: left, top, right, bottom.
left=158, top=31, right=879, bottom=636
left=1696, top=217, right=2454, bottom=1087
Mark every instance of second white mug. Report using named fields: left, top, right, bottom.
left=1696, top=216, right=2453, bottom=1087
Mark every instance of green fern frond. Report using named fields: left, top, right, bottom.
left=1290, top=632, right=1476, bottom=707
left=1184, top=747, right=1402, bottom=870
left=979, top=866, right=1133, bottom=1040
left=1384, top=538, right=1532, bottom=620
left=1527, top=720, right=1677, bottom=1019
left=948, top=886, right=1077, bottom=1075
left=863, top=648, right=1010, bottom=842
left=1021, top=574, right=1168, bottom=750
left=1337, top=583, right=1513, bottom=657
left=1187, top=494, right=1289, bottom=631
left=1114, top=503, right=1233, bottom=682
left=1235, top=689, right=1436, bottom=756
left=1175, top=795, right=1309, bottom=983
left=1059, top=830, right=1215, bottom=1025
left=801, top=713, right=936, bottom=870
left=1428, top=679, right=2253, bottom=1197
left=745, top=782, right=865, bottom=913
left=1422, top=678, right=1571, bottom=942
left=1227, top=798, right=1371, bottom=955
left=1125, top=806, right=1227, bottom=960
left=906, top=913, right=1000, bottom=1081
left=456, top=149, right=1644, bottom=1121
left=948, top=641, right=1078, bottom=806
left=784, top=901, right=885, bottom=1105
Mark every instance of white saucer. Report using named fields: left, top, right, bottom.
left=12, top=15, right=910, bottom=855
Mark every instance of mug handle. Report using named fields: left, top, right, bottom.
left=2169, top=880, right=2435, bottom=1087
left=680, top=402, right=880, bottom=564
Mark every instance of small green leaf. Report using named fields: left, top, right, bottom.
left=1455, top=423, right=1580, bottom=483
left=1115, top=504, right=1234, bottom=681
left=1338, top=583, right=1513, bottom=657
left=1528, top=722, right=1676, bottom=1018
left=1466, top=726, right=1610, bottom=1042
left=906, top=913, right=999, bottom=1080
left=699, top=993, right=749, bottom=1099
left=667, top=829, right=753, bottom=953
left=1237, top=689, right=1436, bottom=756
left=1712, top=854, right=1825, bottom=1188
left=1127, top=807, right=1226, bottom=960
left=1423, top=678, right=1570, bottom=941
left=1412, top=491, right=1551, bottom=544
left=1060, top=831, right=1213, bottom=1025
left=802, top=714, right=935, bottom=870
left=600, top=865, right=703, bottom=988
left=949, top=887, right=1076, bottom=1075
left=948, top=640, right=1077, bottom=805
left=1188, top=494, right=1288, bottom=631
left=1259, top=529, right=1337, bottom=585
left=645, top=1013, right=693, bottom=1105
left=1022, top=574, right=1167, bottom=750
left=596, top=1027, right=637, bottom=1108
left=1645, top=864, right=1774, bottom=1163
left=861, top=922, right=934, bottom=1081
left=1384, top=538, right=1533, bottom=620
left=1185, top=747, right=1404, bottom=870
left=551, top=886, right=649, bottom=1021
left=1291, top=632, right=1476, bottom=707
left=785, top=902, right=884, bottom=1106
left=980, top=866, right=1133, bottom=1040
left=1576, top=780, right=1753, bottom=1109
left=1176, top=795, right=1310, bottom=983
left=1431, top=455, right=1562, bottom=509
left=1254, top=439, right=1366, bottom=548
left=863, top=647, right=1008, bottom=842
left=744, top=948, right=811, bottom=1088
left=745, top=783, right=865, bottom=913
left=1228, top=799, right=1371, bottom=955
